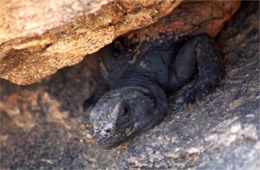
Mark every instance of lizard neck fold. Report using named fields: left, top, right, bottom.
left=112, top=70, right=168, bottom=111
left=113, top=71, right=155, bottom=89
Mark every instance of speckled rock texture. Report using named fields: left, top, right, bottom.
left=0, top=0, right=240, bottom=85
left=0, top=1, right=259, bottom=169
left=0, top=0, right=183, bottom=85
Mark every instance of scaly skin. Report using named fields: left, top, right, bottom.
left=88, top=33, right=222, bottom=149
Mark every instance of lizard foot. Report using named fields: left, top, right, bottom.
left=184, top=80, right=216, bottom=108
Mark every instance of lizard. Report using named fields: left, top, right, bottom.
left=86, top=33, right=222, bottom=149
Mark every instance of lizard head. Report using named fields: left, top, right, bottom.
left=89, top=87, right=167, bottom=149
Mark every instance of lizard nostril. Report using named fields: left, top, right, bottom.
left=101, top=128, right=113, bottom=138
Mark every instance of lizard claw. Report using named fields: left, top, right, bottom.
left=184, top=103, right=194, bottom=111
left=184, top=90, right=196, bottom=105
left=184, top=88, right=204, bottom=110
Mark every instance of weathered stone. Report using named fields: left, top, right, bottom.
left=0, top=0, right=183, bottom=85
left=128, top=0, right=241, bottom=41
left=0, top=1, right=240, bottom=85
left=0, top=1, right=259, bottom=169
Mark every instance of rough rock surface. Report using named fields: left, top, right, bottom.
left=0, top=0, right=183, bottom=85
left=0, top=1, right=259, bottom=169
left=0, top=0, right=240, bottom=85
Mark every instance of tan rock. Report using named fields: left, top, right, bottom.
left=0, top=0, right=182, bottom=85
left=128, top=1, right=241, bottom=42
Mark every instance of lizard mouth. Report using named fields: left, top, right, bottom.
left=95, top=124, right=137, bottom=149
left=96, top=134, right=128, bottom=149
left=98, top=138, right=125, bottom=149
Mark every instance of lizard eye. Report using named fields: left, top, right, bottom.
left=121, top=106, right=130, bottom=119
left=123, top=107, right=129, bottom=115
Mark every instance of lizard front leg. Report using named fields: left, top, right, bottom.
left=169, top=33, right=222, bottom=105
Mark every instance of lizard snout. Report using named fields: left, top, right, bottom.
left=94, top=123, right=115, bottom=139
left=94, top=127, right=118, bottom=148
left=100, top=127, right=114, bottom=138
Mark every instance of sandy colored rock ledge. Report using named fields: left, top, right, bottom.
left=0, top=0, right=182, bottom=85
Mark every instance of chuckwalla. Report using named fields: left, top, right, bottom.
left=86, top=33, right=222, bottom=149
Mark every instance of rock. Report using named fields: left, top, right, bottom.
left=0, top=0, right=183, bottom=85
left=0, top=1, right=240, bottom=85
left=0, top=1, right=258, bottom=169
left=128, top=0, right=241, bottom=41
